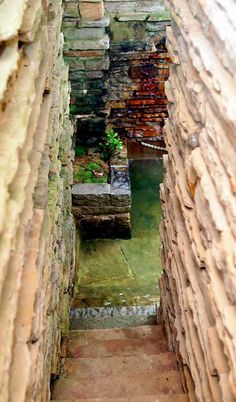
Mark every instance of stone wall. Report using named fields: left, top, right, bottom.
left=160, top=1, right=236, bottom=402
left=0, top=1, right=74, bottom=401
left=62, top=0, right=170, bottom=147
left=107, top=1, right=170, bottom=146
left=63, top=0, right=110, bottom=145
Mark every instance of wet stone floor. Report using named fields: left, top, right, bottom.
left=75, top=158, right=164, bottom=308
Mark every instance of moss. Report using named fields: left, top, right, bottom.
left=148, top=10, right=171, bottom=21
left=109, top=20, right=146, bottom=42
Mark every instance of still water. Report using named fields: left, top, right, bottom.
left=75, top=158, right=164, bottom=307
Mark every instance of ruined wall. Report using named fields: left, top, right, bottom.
left=107, top=1, right=170, bottom=145
left=0, top=1, right=74, bottom=401
left=62, top=0, right=170, bottom=147
left=160, top=1, right=236, bottom=402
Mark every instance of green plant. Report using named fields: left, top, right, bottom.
left=70, top=104, right=77, bottom=115
left=86, top=162, right=103, bottom=172
left=99, top=129, right=123, bottom=160
left=75, top=146, right=87, bottom=157
left=74, top=161, right=108, bottom=184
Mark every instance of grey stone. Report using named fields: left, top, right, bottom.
left=81, top=205, right=130, bottom=215
left=64, top=57, right=85, bottom=70
left=116, top=13, right=149, bottom=21
left=70, top=70, right=104, bottom=79
left=64, top=27, right=105, bottom=39
left=78, top=16, right=110, bottom=28
left=63, top=3, right=80, bottom=17
left=72, top=183, right=111, bottom=206
left=64, top=34, right=110, bottom=50
left=111, top=188, right=131, bottom=206
left=146, top=21, right=170, bottom=32
left=148, top=10, right=171, bottom=21
left=85, top=57, right=110, bottom=71
left=110, top=166, right=131, bottom=190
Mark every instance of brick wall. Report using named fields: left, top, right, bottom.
left=0, top=1, right=75, bottom=401
left=160, top=1, right=236, bottom=401
left=108, top=15, right=170, bottom=145
left=62, top=0, right=171, bottom=147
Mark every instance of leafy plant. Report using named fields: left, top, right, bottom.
left=99, top=128, right=123, bottom=160
left=75, top=146, right=87, bottom=157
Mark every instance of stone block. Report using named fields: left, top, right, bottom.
left=111, top=188, right=131, bottom=207
left=84, top=57, right=110, bottom=71
left=79, top=2, right=104, bottom=20
left=110, top=165, right=130, bottom=191
left=64, top=27, right=105, bottom=39
left=72, top=183, right=111, bottom=206
left=64, top=34, right=109, bottom=50
left=79, top=16, right=110, bottom=28
left=63, top=3, right=80, bottom=17
left=117, top=13, right=149, bottom=21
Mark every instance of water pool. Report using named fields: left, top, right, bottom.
left=74, top=158, right=164, bottom=307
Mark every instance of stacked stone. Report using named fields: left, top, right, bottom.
left=106, top=1, right=171, bottom=144
left=0, top=1, right=74, bottom=401
left=72, top=146, right=131, bottom=239
left=160, top=1, right=236, bottom=402
left=63, top=0, right=110, bottom=144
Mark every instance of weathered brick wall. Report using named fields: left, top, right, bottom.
left=0, top=1, right=74, bottom=401
left=160, top=1, right=236, bottom=401
left=62, top=0, right=171, bottom=147
left=107, top=7, right=170, bottom=145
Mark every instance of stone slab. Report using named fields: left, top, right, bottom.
left=79, top=2, right=105, bottom=20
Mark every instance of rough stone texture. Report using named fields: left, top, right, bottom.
left=0, top=1, right=75, bottom=401
left=160, top=1, right=236, bottom=402
left=72, top=148, right=131, bottom=238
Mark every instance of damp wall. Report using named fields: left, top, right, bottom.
left=0, top=1, right=75, bottom=401
left=160, top=1, right=236, bottom=401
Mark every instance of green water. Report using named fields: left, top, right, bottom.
left=75, top=158, right=164, bottom=307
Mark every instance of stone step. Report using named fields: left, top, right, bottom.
left=69, top=324, right=165, bottom=342
left=60, top=352, right=176, bottom=378
left=52, top=371, right=184, bottom=400
left=66, top=335, right=168, bottom=358
left=52, top=395, right=189, bottom=402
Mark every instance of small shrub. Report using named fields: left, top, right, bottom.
left=75, top=146, right=87, bottom=157
left=74, top=160, right=108, bottom=184
left=99, top=128, right=123, bottom=160
left=86, top=162, right=103, bottom=172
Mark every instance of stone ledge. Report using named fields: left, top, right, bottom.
left=72, top=147, right=131, bottom=239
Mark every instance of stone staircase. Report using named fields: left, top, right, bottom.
left=52, top=324, right=189, bottom=401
